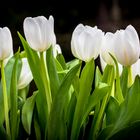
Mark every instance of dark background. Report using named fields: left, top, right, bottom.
left=1, top=0, right=140, bottom=61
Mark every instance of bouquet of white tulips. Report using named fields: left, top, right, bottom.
left=0, top=15, right=140, bottom=140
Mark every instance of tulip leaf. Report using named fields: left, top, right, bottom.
left=95, top=66, right=103, bottom=87
left=120, top=66, right=128, bottom=97
left=18, top=32, right=48, bottom=126
left=106, top=96, right=119, bottom=126
left=0, top=55, right=18, bottom=125
left=46, top=47, right=60, bottom=99
left=56, top=54, right=67, bottom=70
left=81, top=82, right=109, bottom=125
left=98, top=76, right=140, bottom=140
left=22, top=92, right=37, bottom=135
left=10, top=51, right=22, bottom=140
left=71, top=60, right=95, bottom=140
left=47, top=63, right=80, bottom=140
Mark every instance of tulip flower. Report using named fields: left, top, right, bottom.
left=114, top=25, right=140, bottom=66
left=23, top=15, right=56, bottom=52
left=100, top=32, right=116, bottom=65
left=71, top=24, right=104, bottom=62
left=0, top=27, right=13, bottom=60
left=18, top=58, right=33, bottom=89
left=132, top=59, right=140, bottom=82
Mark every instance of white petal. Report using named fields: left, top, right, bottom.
left=18, top=58, right=33, bottom=89
left=0, top=27, right=13, bottom=60
left=24, top=17, right=42, bottom=51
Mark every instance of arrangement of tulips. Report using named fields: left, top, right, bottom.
left=0, top=15, right=140, bottom=140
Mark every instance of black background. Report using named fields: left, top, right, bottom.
left=1, top=0, right=140, bottom=61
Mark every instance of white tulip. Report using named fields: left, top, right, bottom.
left=114, top=25, right=140, bottom=66
left=23, top=15, right=56, bottom=52
left=18, top=58, right=33, bottom=89
left=0, top=27, right=13, bottom=60
left=53, top=44, right=62, bottom=58
left=100, top=32, right=116, bottom=65
left=132, top=59, right=140, bottom=82
left=71, top=24, right=104, bottom=62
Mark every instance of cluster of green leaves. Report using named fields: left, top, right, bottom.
left=1, top=33, right=140, bottom=140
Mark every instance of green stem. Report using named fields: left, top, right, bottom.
left=127, top=66, right=132, bottom=87
left=40, top=52, right=52, bottom=114
left=0, top=61, right=11, bottom=137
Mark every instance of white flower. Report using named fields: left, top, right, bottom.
left=100, top=32, right=116, bottom=65
left=114, top=25, right=140, bottom=66
left=23, top=15, right=56, bottom=52
left=132, top=59, right=140, bottom=82
left=0, top=27, right=13, bottom=60
left=71, top=24, right=104, bottom=62
left=53, top=44, right=62, bottom=58
left=18, top=58, right=33, bottom=89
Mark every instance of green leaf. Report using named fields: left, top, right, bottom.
left=0, top=55, right=18, bottom=125
left=22, top=92, right=37, bottom=135
left=82, top=82, right=109, bottom=125
left=18, top=32, right=48, bottom=127
left=106, top=97, right=119, bottom=126
left=47, top=63, right=80, bottom=140
left=46, top=47, right=60, bottom=99
left=10, top=52, right=22, bottom=140
left=99, top=76, right=140, bottom=140
left=33, top=111, right=41, bottom=140
left=71, top=60, right=95, bottom=140
left=56, top=54, right=67, bottom=70
left=120, top=66, right=128, bottom=97
left=95, top=66, right=102, bottom=87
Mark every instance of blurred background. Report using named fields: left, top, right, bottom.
left=1, top=0, right=140, bottom=61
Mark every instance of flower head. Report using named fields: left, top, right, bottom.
left=0, top=27, right=13, bottom=60
left=71, top=24, right=104, bottom=62
left=114, top=25, right=140, bottom=66
left=23, top=15, right=56, bottom=52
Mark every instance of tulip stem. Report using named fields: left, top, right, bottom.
left=40, top=52, right=52, bottom=114
left=0, top=61, right=11, bottom=137
left=127, top=66, right=133, bottom=87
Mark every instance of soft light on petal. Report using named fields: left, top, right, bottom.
left=0, top=27, right=13, bottom=60
left=18, top=58, right=33, bottom=89
left=23, top=15, right=56, bottom=52
left=71, top=24, right=104, bottom=62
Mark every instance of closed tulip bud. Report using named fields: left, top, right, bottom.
left=18, top=58, right=33, bottom=89
left=132, top=59, right=140, bottom=82
left=23, top=15, right=56, bottom=52
left=100, top=32, right=116, bottom=65
left=53, top=44, right=62, bottom=58
left=114, top=25, right=140, bottom=66
left=71, top=24, right=104, bottom=62
left=0, top=27, right=13, bottom=60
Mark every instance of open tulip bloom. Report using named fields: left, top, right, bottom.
left=1, top=16, right=140, bottom=140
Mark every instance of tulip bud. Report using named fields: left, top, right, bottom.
left=53, top=44, right=62, bottom=58
left=18, top=58, right=33, bottom=89
left=114, top=25, right=140, bottom=66
left=0, top=27, right=13, bottom=60
left=71, top=24, right=104, bottom=62
left=23, top=15, right=56, bottom=52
